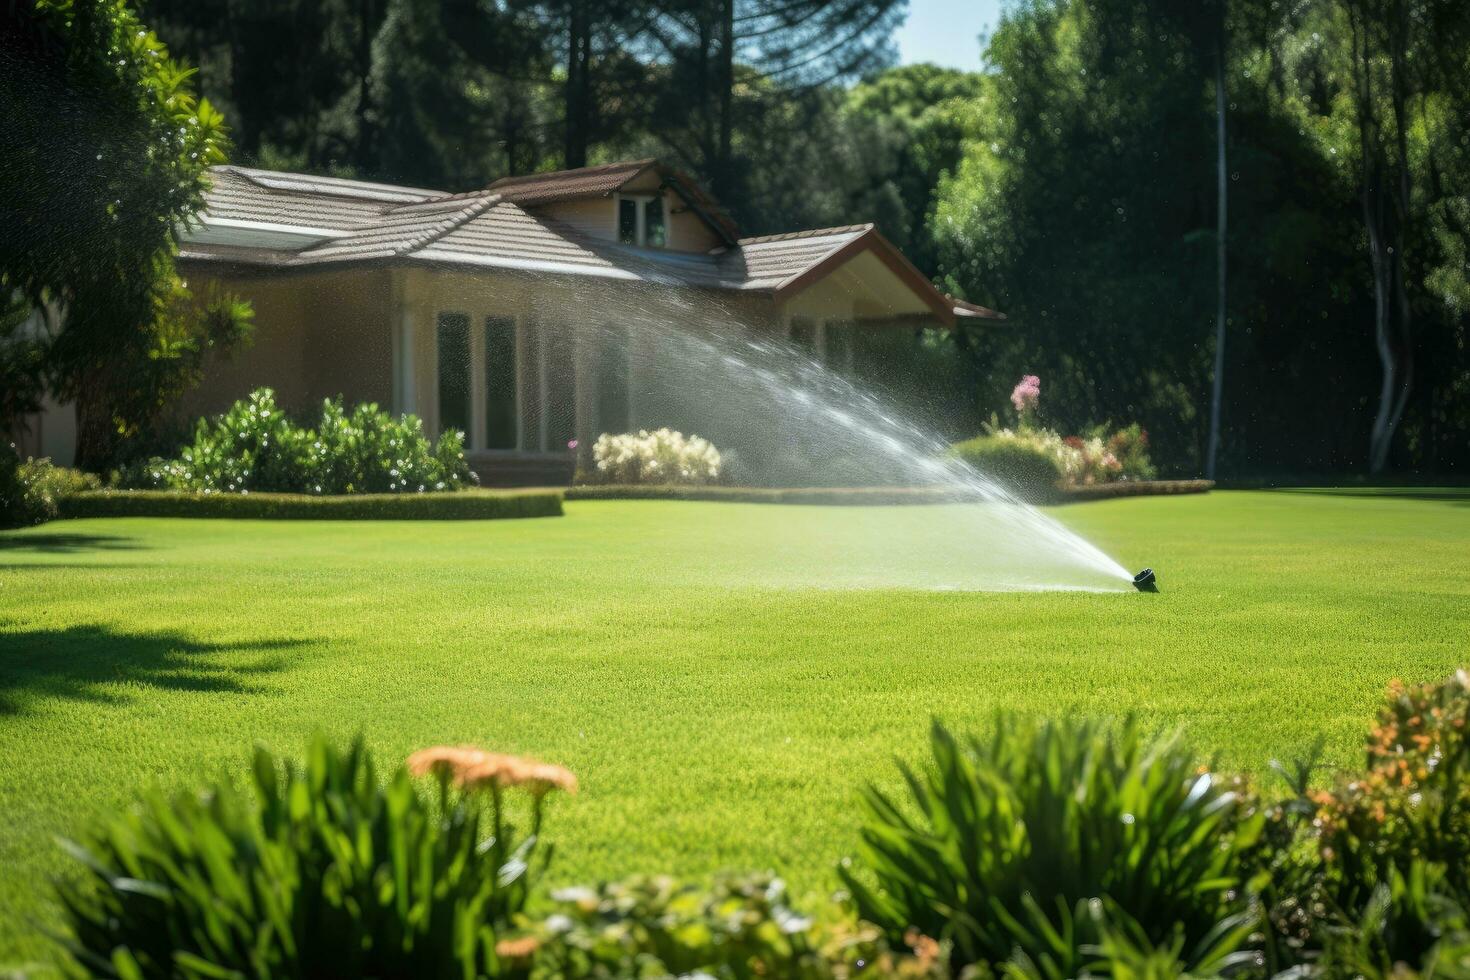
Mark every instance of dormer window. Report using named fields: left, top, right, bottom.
left=617, top=194, right=666, bottom=248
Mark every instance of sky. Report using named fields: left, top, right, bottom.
left=893, top=0, right=1004, bottom=70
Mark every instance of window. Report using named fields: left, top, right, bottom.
left=789, top=316, right=816, bottom=355
left=824, top=320, right=855, bottom=373
left=437, top=312, right=471, bottom=437
left=544, top=323, right=577, bottom=451
left=484, top=316, right=517, bottom=450
left=616, top=194, right=666, bottom=247
left=597, top=322, right=630, bottom=435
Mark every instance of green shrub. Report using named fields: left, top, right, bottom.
left=529, top=873, right=945, bottom=979
left=0, top=443, right=100, bottom=527
left=57, top=736, right=573, bottom=978
left=118, top=387, right=475, bottom=495
left=840, top=718, right=1265, bottom=975
left=948, top=433, right=1065, bottom=497
left=59, top=488, right=563, bottom=521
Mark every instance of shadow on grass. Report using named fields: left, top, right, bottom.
left=0, top=532, right=147, bottom=553
left=0, top=623, right=304, bottom=715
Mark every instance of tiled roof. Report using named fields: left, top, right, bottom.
left=486, top=159, right=658, bottom=206
left=179, top=164, right=989, bottom=323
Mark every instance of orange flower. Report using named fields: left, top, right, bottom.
left=495, top=936, right=540, bottom=960
left=407, top=745, right=578, bottom=796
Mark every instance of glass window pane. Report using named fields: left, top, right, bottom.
left=597, top=322, right=630, bottom=435
left=544, top=322, right=577, bottom=451
left=436, top=312, right=471, bottom=437
left=519, top=318, right=541, bottom=451
left=484, top=316, right=517, bottom=450
left=644, top=198, right=666, bottom=247
left=789, top=316, right=816, bottom=355
left=618, top=198, right=638, bottom=244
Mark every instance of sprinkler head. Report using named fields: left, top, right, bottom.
left=1133, top=568, right=1158, bottom=593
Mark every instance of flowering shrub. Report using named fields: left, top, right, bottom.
left=118, top=387, right=474, bottom=494
left=982, top=375, right=1156, bottom=486
left=583, top=428, right=722, bottom=485
left=1010, top=373, right=1041, bottom=427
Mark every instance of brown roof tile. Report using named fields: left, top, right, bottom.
left=180, top=165, right=990, bottom=325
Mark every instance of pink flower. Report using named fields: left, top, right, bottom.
left=567, top=439, right=579, bottom=450
left=1010, top=375, right=1041, bottom=412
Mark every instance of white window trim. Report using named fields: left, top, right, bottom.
left=613, top=192, right=666, bottom=248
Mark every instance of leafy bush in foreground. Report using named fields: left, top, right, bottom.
left=529, top=872, right=945, bottom=979
left=118, top=387, right=474, bottom=495
left=840, top=718, right=1265, bottom=975
left=57, top=737, right=574, bottom=978
left=1251, top=670, right=1470, bottom=975
left=0, top=443, right=100, bottom=527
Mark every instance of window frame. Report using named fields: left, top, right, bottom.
left=613, top=192, right=667, bottom=248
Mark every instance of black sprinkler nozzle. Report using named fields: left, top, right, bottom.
left=1133, top=568, right=1158, bottom=592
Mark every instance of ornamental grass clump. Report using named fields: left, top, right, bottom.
left=583, top=428, right=722, bottom=485
left=119, top=387, right=474, bottom=495
left=840, top=717, right=1265, bottom=976
left=57, top=736, right=574, bottom=979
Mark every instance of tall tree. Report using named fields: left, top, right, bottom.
left=0, top=0, right=252, bottom=467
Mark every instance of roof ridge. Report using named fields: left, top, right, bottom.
left=394, top=194, right=505, bottom=255
left=738, top=223, right=873, bottom=245
left=486, top=158, right=658, bottom=189
left=217, top=165, right=444, bottom=202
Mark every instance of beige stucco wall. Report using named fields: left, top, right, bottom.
left=175, top=266, right=393, bottom=423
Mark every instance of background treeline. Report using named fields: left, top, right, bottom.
left=124, top=0, right=1470, bottom=476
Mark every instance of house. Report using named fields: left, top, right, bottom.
left=23, top=159, right=1000, bottom=483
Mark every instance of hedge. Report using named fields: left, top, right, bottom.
left=565, top=481, right=1213, bottom=505
left=58, top=489, right=564, bottom=521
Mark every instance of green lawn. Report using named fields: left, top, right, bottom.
left=3, top=490, right=1469, bottom=965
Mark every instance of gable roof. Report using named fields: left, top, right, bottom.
left=179, top=164, right=1000, bottom=325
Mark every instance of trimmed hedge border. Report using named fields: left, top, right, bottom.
left=58, top=489, right=564, bottom=521
left=1052, top=478, right=1213, bottom=502
left=566, top=480, right=1213, bottom=505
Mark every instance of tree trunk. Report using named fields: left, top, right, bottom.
left=714, top=0, right=735, bottom=199
left=1205, top=24, right=1228, bottom=481
left=72, top=371, right=117, bottom=472
left=563, top=0, right=590, bottom=168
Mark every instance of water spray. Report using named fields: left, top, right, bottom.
left=1132, top=568, right=1158, bottom=592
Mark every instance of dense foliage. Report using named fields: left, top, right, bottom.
left=0, top=0, right=253, bottom=469
left=58, top=737, right=566, bottom=978
left=0, top=443, right=98, bottom=528
left=120, top=388, right=475, bottom=495
left=52, top=671, right=1470, bottom=977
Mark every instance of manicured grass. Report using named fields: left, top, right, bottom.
left=2, top=490, right=1468, bottom=965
